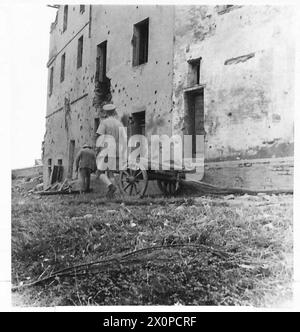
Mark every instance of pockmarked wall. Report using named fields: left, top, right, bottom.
left=43, top=5, right=294, bottom=191
left=91, top=5, right=174, bottom=137
left=44, top=5, right=94, bottom=186
left=172, top=5, right=294, bottom=190
left=43, top=5, right=174, bottom=186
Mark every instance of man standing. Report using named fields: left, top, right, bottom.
left=75, top=144, right=97, bottom=193
left=96, top=104, right=127, bottom=199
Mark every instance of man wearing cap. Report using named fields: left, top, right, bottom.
left=75, top=144, right=97, bottom=193
left=96, top=103, right=127, bottom=199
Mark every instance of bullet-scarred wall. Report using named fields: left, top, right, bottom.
left=43, top=5, right=174, bottom=186
left=43, top=5, right=294, bottom=191
left=171, top=5, right=294, bottom=189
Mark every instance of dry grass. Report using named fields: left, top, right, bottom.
left=11, top=181, right=293, bottom=307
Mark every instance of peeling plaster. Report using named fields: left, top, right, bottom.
left=44, top=5, right=294, bottom=190
left=172, top=5, right=294, bottom=162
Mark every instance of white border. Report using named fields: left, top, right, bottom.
left=1, top=0, right=299, bottom=312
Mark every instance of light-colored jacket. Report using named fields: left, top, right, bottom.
left=96, top=116, right=127, bottom=170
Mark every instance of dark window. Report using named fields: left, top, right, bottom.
left=58, top=159, right=63, bottom=166
left=96, top=41, right=107, bottom=83
left=94, top=118, right=100, bottom=135
left=63, top=5, right=68, bottom=32
left=60, top=53, right=65, bottom=82
left=132, top=18, right=149, bottom=66
left=49, top=67, right=54, bottom=96
left=131, top=111, right=145, bottom=136
left=94, top=118, right=100, bottom=142
left=80, top=5, right=85, bottom=13
left=188, top=58, right=201, bottom=86
left=77, top=36, right=83, bottom=69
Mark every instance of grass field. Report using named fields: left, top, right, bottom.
left=11, top=179, right=293, bottom=307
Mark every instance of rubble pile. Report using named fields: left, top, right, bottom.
left=12, top=175, right=43, bottom=197
left=38, top=178, right=78, bottom=195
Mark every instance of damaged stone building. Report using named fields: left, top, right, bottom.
left=44, top=5, right=294, bottom=191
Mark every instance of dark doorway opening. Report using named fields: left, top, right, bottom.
left=68, top=140, right=75, bottom=178
left=184, top=88, right=205, bottom=158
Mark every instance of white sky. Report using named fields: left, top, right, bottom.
left=8, top=4, right=56, bottom=169
left=0, top=0, right=300, bottom=312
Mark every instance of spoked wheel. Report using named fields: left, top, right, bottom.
left=119, top=168, right=148, bottom=198
left=157, top=173, right=181, bottom=196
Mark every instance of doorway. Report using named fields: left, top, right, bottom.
left=184, top=88, right=204, bottom=158
left=68, top=140, right=75, bottom=178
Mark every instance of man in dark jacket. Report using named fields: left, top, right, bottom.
left=75, top=144, right=97, bottom=193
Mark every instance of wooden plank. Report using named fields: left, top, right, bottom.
left=50, top=166, right=59, bottom=185
left=37, top=190, right=80, bottom=196
left=58, top=179, right=67, bottom=192
left=57, top=165, right=64, bottom=182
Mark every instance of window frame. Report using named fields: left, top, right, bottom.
left=96, top=41, right=107, bottom=83
left=132, top=18, right=149, bottom=67
left=187, top=57, right=202, bottom=87
left=130, top=111, right=146, bottom=136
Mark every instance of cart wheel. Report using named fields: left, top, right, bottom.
left=119, top=167, right=148, bottom=198
left=157, top=178, right=181, bottom=196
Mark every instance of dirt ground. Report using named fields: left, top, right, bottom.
left=11, top=178, right=293, bottom=307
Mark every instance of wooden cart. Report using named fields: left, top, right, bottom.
left=117, top=159, right=192, bottom=198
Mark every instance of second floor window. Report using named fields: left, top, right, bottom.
left=60, top=53, right=65, bottom=82
left=96, top=41, right=107, bottom=83
left=77, top=36, right=83, bottom=69
left=188, top=58, right=201, bottom=86
left=63, top=5, right=68, bottom=32
left=132, top=18, right=149, bottom=66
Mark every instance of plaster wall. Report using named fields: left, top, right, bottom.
left=90, top=5, right=174, bottom=137
left=172, top=5, right=294, bottom=162
left=43, top=5, right=294, bottom=191
left=43, top=5, right=174, bottom=186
